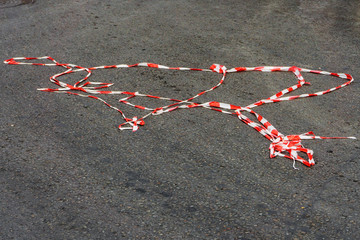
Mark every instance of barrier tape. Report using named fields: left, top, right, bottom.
left=4, top=56, right=356, bottom=167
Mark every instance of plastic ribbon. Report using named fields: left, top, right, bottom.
left=4, top=56, right=356, bottom=167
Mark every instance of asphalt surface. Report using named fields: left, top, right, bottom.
left=1, top=0, right=359, bottom=239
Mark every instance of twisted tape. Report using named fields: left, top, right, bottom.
left=4, top=56, right=356, bottom=167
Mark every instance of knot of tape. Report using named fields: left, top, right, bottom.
left=210, top=64, right=227, bottom=74
left=269, top=134, right=314, bottom=167
left=120, top=117, right=145, bottom=132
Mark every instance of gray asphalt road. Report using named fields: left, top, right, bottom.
left=1, top=0, right=359, bottom=239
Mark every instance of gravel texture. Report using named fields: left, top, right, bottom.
left=1, top=0, right=359, bottom=239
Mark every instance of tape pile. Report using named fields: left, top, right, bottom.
left=4, top=56, right=356, bottom=167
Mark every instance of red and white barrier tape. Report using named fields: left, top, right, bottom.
left=4, top=56, right=356, bottom=167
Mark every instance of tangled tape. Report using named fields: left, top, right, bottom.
left=4, top=56, right=356, bottom=167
